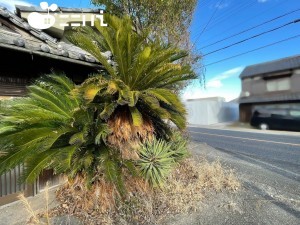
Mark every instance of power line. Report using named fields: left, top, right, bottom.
left=202, top=19, right=300, bottom=57
left=192, top=0, right=225, bottom=48
left=196, top=0, right=290, bottom=46
left=199, top=0, right=215, bottom=11
left=201, top=8, right=300, bottom=50
left=193, top=0, right=257, bottom=47
left=202, top=34, right=300, bottom=68
left=204, top=0, right=257, bottom=32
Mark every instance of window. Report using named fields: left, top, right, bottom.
left=290, top=110, right=300, bottom=117
left=266, top=77, right=290, bottom=92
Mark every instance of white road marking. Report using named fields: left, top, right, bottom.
left=189, top=131, right=300, bottom=147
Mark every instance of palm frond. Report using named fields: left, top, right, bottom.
left=129, top=107, right=143, bottom=127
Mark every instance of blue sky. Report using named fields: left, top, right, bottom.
left=185, top=0, right=300, bottom=101
left=1, top=0, right=300, bottom=101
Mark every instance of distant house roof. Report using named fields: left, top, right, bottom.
left=15, top=5, right=102, bottom=13
left=0, top=6, right=111, bottom=68
left=239, top=55, right=300, bottom=78
left=239, top=92, right=300, bottom=104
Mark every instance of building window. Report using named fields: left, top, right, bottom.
left=290, top=110, right=300, bottom=117
left=266, top=77, right=290, bottom=92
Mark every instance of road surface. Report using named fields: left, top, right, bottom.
left=185, top=126, right=300, bottom=225
left=188, top=127, right=300, bottom=176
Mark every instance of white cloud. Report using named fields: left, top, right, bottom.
left=215, top=2, right=229, bottom=10
left=0, top=0, right=33, bottom=12
left=206, top=66, right=244, bottom=89
left=258, top=0, right=269, bottom=3
left=206, top=80, right=223, bottom=88
left=181, top=66, right=244, bottom=102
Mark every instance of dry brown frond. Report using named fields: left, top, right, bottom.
left=56, top=175, right=117, bottom=214
left=107, top=107, right=154, bottom=160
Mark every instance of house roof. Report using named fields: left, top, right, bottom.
left=239, top=92, right=300, bottom=104
left=15, top=5, right=102, bottom=13
left=0, top=6, right=111, bottom=68
left=239, top=55, right=300, bottom=78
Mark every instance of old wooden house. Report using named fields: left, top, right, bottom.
left=0, top=5, right=108, bottom=205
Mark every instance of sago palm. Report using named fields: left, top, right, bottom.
left=0, top=15, right=195, bottom=193
left=67, top=15, right=196, bottom=150
left=0, top=75, right=128, bottom=190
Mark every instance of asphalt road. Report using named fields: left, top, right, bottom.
left=188, top=127, right=300, bottom=178
left=185, top=126, right=300, bottom=225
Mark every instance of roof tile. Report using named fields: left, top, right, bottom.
left=240, top=55, right=300, bottom=78
left=0, top=6, right=109, bottom=67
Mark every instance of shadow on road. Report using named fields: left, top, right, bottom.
left=243, top=181, right=300, bottom=219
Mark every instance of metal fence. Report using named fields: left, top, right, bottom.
left=0, top=164, right=26, bottom=196
left=0, top=166, right=64, bottom=206
left=0, top=164, right=31, bottom=206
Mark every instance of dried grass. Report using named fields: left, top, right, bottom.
left=18, top=194, right=40, bottom=224
left=49, top=157, right=240, bottom=225
left=150, top=158, right=240, bottom=222
left=19, top=183, right=52, bottom=225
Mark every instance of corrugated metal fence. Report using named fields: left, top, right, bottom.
left=0, top=164, right=32, bottom=206
left=0, top=166, right=63, bottom=206
left=0, top=164, right=26, bottom=196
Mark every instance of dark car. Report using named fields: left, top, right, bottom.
left=250, top=109, right=300, bottom=131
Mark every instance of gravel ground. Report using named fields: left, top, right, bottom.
left=163, top=142, right=299, bottom=225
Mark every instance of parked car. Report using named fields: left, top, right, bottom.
left=250, top=109, right=300, bottom=131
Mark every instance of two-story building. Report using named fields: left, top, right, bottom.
left=239, top=55, right=300, bottom=122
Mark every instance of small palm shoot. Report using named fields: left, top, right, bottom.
left=137, top=139, right=175, bottom=187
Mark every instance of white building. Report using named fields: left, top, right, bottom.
left=184, top=97, right=238, bottom=125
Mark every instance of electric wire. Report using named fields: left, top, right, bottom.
left=204, top=0, right=257, bottom=32
left=192, top=0, right=226, bottom=48
left=201, top=8, right=300, bottom=50
left=193, top=0, right=257, bottom=46
left=202, top=19, right=300, bottom=57
left=202, top=34, right=300, bottom=68
left=195, top=0, right=290, bottom=46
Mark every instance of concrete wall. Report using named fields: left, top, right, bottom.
left=184, top=98, right=239, bottom=125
